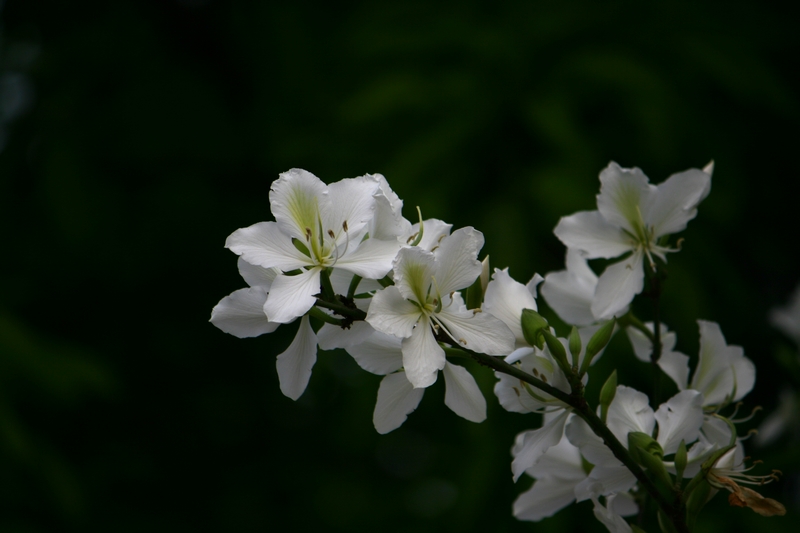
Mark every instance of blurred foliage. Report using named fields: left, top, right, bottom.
left=0, top=0, right=798, bottom=531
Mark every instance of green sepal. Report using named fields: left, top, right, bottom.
left=684, top=479, right=712, bottom=531
left=291, top=237, right=311, bottom=258
left=599, top=371, right=617, bottom=423
left=568, top=326, right=582, bottom=367
left=520, top=309, right=548, bottom=349
left=465, top=274, right=483, bottom=310
left=674, top=439, right=688, bottom=484
left=630, top=526, right=648, bottom=533
left=542, top=329, right=572, bottom=378
left=581, top=318, right=616, bottom=374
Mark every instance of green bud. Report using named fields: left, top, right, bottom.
left=599, top=371, right=617, bottom=423
left=520, top=309, right=548, bottom=349
left=628, top=431, right=664, bottom=459
left=542, top=329, right=571, bottom=377
left=582, top=318, right=616, bottom=373
left=630, top=525, right=648, bottom=533
left=568, top=326, right=582, bottom=366
left=674, top=439, right=688, bottom=484
left=629, top=432, right=672, bottom=489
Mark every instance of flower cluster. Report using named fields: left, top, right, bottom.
left=212, top=163, right=785, bottom=532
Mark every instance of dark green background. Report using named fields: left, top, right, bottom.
left=1, top=1, right=798, bottom=531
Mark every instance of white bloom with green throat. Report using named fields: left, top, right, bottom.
left=366, top=227, right=515, bottom=389
left=554, top=161, right=712, bottom=320
left=225, top=168, right=402, bottom=324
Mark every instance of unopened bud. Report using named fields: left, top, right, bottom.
left=599, top=371, right=617, bottom=423
left=582, top=318, right=616, bottom=374
left=568, top=326, right=581, bottom=367
left=542, top=329, right=573, bottom=379
left=520, top=309, right=548, bottom=349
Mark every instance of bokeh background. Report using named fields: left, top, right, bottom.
left=1, top=1, right=799, bottom=531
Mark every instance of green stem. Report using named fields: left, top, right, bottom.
left=346, top=274, right=363, bottom=299
left=314, top=298, right=367, bottom=321
left=319, top=268, right=337, bottom=302
left=623, top=312, right=656, bottom=344
left=308, top=306, right=344, bottom=326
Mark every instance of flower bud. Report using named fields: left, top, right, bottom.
left=520, top=309, right=548, bottom=349
left=628, top=432, right=672, bottom=488
left=542, top=329, right=572, bottom=378
left=582, top=318, right=616, bottom=373
left=599, top=370, right=617, bottom=423
left=568, top=326, right=581, bottom=367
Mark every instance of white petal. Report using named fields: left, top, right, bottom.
left=369, top=173, right=412, bottom=240
left=392, top=246, right=437, bottom=304
left=405, top=218, right=452, bottom=251
left=581, top=465, right=637, bottom=499
left=269, top=169, right=328, bottom=242
left=484, top=268, right=538, bottom=345
left=541, top=250, right=598, bottom=326
left=366, top=286, right=422, bottom=338
left=654, top=390, right=704, bottom=455
left=226, top=221, right=311, bottom=271
left=553, top=211, right=633, bottom=259
left=731, top=354, right=756, bottom=402
left=324, top=175, right=380, bottom=241
left=530, top=427, right=585, bottom=478
left=442, top=362, right=486, bottom=423
left=592, top=493, right=633, bottom=533
left=591, top=250, right=644, bottom=320
left=262, top=268, right=321, bottom=324
left=209, top=287, right=279, bottom=338
left=513, top=476, right=578, bottom=522
left=345, top=331, right=404, bottom=375
left=691, top=320, right=748, bottom=405
left=437, top=301, right=515, bottom=356
left=237, top=257, right=280, bottom=289
left=402, top=319, right=444, bottom=389
left=316, top=320, right=376, bottom=350
left=373, top=372, right=425, bottom=434
left=275, top=315, right=318, bottom=400
left=511, top=410, right=570, bottom=481
left=433, top=227, right=484, bottom=293
left=657, top=350, right=690, bottom=391
left=646, top=167, right=711, bottom=237
left=566, top=415, right=617, bottom=467
left=607, top=385, right=655, bottom=444
left=596, top=162, right=656, bottom=236
left=334, top=238, right=400, bottom=279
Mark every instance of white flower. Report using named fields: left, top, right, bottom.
left=320, top=328, right=486, bottom=433
left=628, top=320, right=755, bottom=409
left=366, top=227, right=515, bottom=388
left=225, top=169, right=402, bottom=324
left=553, top=161, right=712, bottom=319
left=210, top=258, right=318, bottom=400
left=566, top=386, right=704, bottom=498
